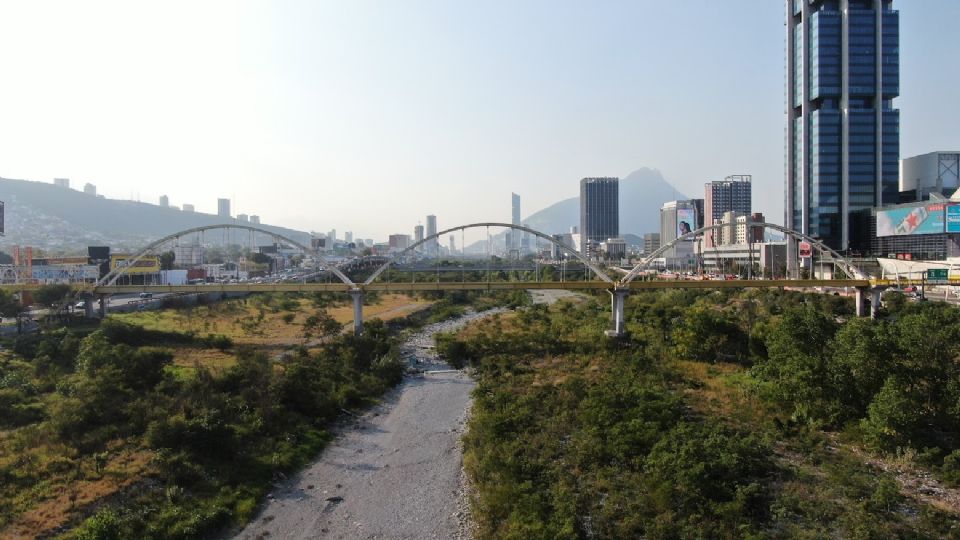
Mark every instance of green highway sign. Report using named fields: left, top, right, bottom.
left=927, top=268, right=948, bottom=280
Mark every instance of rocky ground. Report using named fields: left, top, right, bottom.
left=234, top=309, right=503, bottom=540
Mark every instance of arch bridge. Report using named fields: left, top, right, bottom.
left=14, top=222, right=876, bottom=337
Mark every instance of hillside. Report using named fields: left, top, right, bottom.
left=521, top=167, right=686, bottom=236
left=0, top=177, right=312, bottom=254
left=468, top=168, right=686, bottom=252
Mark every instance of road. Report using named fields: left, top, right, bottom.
left=234, top=309, right=502, bottom=540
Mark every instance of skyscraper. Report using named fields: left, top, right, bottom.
left=414, top=224, right=424, bottom=246
left=426, top=215, right=438, bottom=255
left=217, top=198, right=231, bottom=219
left=579, top=177, right=619, bottom=255
left=510, top=193, right=521, bottom=251
left=159, top=195, right=169, bottom=208
left=704, top=175, right=752, bottom=247
left=786, top=0, right=899, bottom=251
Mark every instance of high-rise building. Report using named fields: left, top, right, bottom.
left=704, top=175, right=752, bottom=247
left=449, top=235, right=456, bottom=254
left=509, top=193, right=522, bottom=251
left=83, top=183, right=96, bottom=196
left=643, top=233, right=661, bottom=255
left=237, top=213, right=249, bottom=222
left=53, top=178, right=70, bottom=188
left=579, top=177, right=619, bottom=255
left=786, top=0, right=899, bottom=252
left=660, top=200, right=700, bottom=267
left=217, top=198, right=231, bottom=218
left=414, top=224, right=424, bottom=245
left=183, top=204, right=195, bottom=213
left=159, top=195, right=169, bottom=208
left=345, top=231, right=353, bottom=243
left=250, top=215, right=260, bottom=224
left=426, top=215, right=438, bottom=255
left=388, top=234, right=411, bottom=250
left=328, top=229, right=337, bottom=244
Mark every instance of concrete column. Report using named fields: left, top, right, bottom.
left=605, top=288, right=629, bottom=337
left=870, top=289, right=882, bottom=319
left=83, top=294, right=95, bottom=318
left=350, top=288, right=363, bottom=336
left=98, top=295, right=107, bottom=318
left=855, top=287, right=868, bottom=317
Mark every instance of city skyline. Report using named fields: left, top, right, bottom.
left=0, top=1, right=958, bottom=240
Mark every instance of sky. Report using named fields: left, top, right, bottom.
left=1, top=0, right=958, bottom=240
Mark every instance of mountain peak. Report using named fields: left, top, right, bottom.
left=520, top=168, right=687, bottom=236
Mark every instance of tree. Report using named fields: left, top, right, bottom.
left=753, top=306, right=840, bottom=423
left=159, top=250, right=176, bottom=270
left=828, top=318, right=896, bottom=416
left=251, top=252, right=272, bottom=265
left=0, top=289, right=21, bottom=317
left=33, top=284, right=73, bottom=307
left=672, top=306, right=746, bottom=363
left=302, top=310, right=342, bottom=342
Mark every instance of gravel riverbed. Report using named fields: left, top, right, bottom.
left=234, top=309, right=504, bottom=540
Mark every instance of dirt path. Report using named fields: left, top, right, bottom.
left=528, top=289, right=587, bottom=305
left=234, top=310, right=502, bottom=540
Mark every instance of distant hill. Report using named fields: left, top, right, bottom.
left=521, top=168, right=687, bottom=236
left=468, top=168, right=686, bottom=252
left=0, top=177, right=312, bottom=254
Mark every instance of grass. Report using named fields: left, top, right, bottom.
left=1, top=437, right=153, bottom=539
left=114, top=293, right=431, bottom=346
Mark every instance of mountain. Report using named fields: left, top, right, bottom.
left=521, top=168, right=687, bottom=236
left=0, top=177, right=312, bottom=254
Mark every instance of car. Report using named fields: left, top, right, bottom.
left=903, top=285, right=918, bottom=293
left=139, top=292, right=154, bottom=299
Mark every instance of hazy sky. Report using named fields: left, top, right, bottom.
left=1, top=1, right=957, bottom=239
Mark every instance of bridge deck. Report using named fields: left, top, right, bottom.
left=0, top=278, right=879, bottom=295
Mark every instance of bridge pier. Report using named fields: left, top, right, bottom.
left=350, top=288, right=363, bottom=336
left=81, top=293, right=95, bottom=318
left=98, top=295, right=107, bottom=318
left=854, top=287, right=867, bottom=317
left=854, top=287, right=882, bottom=318
left=605, top=287, right=630, bottom=337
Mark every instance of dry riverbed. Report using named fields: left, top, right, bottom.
left=234, top=309, right=504, bottom=540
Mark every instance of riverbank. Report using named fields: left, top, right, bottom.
left=234, top=309, right=504, bottom=539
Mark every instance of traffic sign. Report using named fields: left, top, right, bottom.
left=927, top=268, right=948, bottom=280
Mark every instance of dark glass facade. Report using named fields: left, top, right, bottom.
left=786, top=0, right=899, bottom=251
left=580, top=177, right=619, bottom=254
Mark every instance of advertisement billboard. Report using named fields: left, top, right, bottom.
left=798, top=241, right=813, bottom=259
left=676, top=208, right=695, bottom=240
left=876, top=203, right=946, bottom=237
left=946, top=204, right=960, bottom=233
left=110, top=255, right=160, bottom=274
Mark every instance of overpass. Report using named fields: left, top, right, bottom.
left=5, top=221, right=896, bottom=336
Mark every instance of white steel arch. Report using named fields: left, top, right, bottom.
left=97, top=224, right=356, bottom=288
left=619, top=221, right=867, bottom=284
left=363, top=222, right=615, bottom=286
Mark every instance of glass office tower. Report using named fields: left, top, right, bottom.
left=579, top=177, right=619, bottom=255
left=785, top=0, right=899, bottom=253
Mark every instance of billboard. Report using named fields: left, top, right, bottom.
left=876, top=203, right=946, bottom=237
left=110, top=255, right=160, bottom=274
left=946, top=204, right=960, bottom=233
left=677, top=208, right=696, bottom=240
left=798, top=241, right=813, bottom=259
